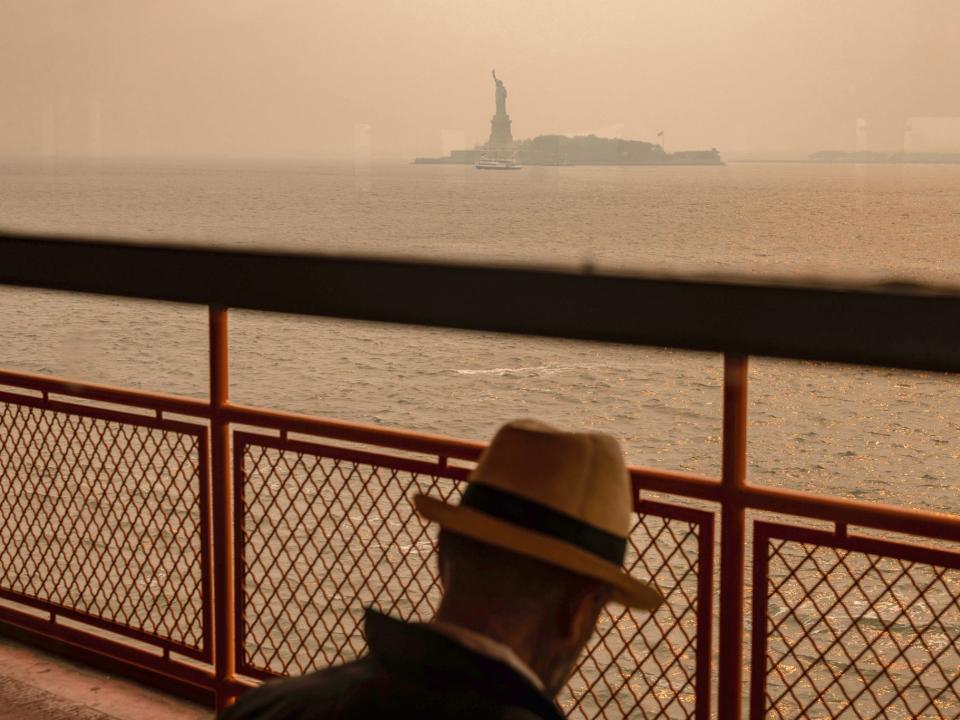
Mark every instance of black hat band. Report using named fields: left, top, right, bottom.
left=459, top=482, right=628, bottom=565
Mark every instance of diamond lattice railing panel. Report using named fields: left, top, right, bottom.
left=560, top=511, right=705, bottom=719
left=239, top=437, right=709, bottom=719
left=0, top=400, right=206, bottom=653
left=760, top=531, right=960, bottom=719
left=239, top=439, right=460, bottom=676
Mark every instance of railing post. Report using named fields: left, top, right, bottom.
left=718, top=353, right=748, bottom=719
left=210, top=306, right=235, bottom=713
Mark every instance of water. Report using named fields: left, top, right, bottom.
left=3, top=159, right=960, bottom=717
left=2, top=159, right=958, bottom=514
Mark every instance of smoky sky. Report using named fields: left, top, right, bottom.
left=4, top=0, right=960, bottom=159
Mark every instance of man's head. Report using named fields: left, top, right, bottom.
left=435, top=529, right=611, bottom=695
left=413, top=420, right=663, bottom=693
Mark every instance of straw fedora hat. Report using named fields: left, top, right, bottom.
left=414, top=420, right=663, bottom=611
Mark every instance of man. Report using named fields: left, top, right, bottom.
left=222, top=419, right=662, bottom=719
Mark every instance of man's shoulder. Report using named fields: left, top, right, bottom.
left=221, top=657, right=381, bottom=720
left=221, top=653, right=552, bottom=720
left=220, top=612, right=564, bottom=720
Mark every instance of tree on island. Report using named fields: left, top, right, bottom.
left=515, top=134, right=669, bottom=164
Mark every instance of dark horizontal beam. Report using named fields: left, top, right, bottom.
left=3, top=231, right=960, bottom=373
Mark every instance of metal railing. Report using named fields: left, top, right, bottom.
left=1, top=232, right=959, bottom=718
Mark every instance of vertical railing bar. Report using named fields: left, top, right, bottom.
left=718, top=353, right=749, bottom=720
left=694, top=512, right=716, bottom=720
left=232, top=433, right=248, bottom=677
left=210, top=305, right=235, bottom=713
left=749, top=522, right=771, bottom=719
left=197, top=427, right=215, bottom=664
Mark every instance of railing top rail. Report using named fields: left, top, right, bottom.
left=4, top=232, right=960, bottom=373
left=225, top=402, right=485, bottom=461
left=0, top=367, right=486, bottom=461
left=0, top=368, right=210, bottom=417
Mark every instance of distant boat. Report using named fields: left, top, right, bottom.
left=475, top=154, right=521, bottom=170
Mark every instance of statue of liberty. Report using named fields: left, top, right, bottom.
left=492, top=69, right=507, bottom=117
left=487, top=69, right=513, bottom=149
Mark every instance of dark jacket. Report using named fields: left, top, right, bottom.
left=221, top=610, right=564, bottom=720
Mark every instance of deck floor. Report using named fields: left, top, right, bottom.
left=0, top=635, right=211, bottom=720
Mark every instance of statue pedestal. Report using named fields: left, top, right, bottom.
left=488, top=114, right=513, bottom=149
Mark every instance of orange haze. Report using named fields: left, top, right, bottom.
left=3, top=0, right=960, bottom=159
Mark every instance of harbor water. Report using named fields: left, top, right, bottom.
left=4, top=159, right=960, bottom=717
left=2, top=159, right=958, bottom=515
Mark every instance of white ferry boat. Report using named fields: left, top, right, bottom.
left=475, top=155, right=522, bottom=170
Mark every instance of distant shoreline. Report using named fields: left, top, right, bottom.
left=728, top=158, right=960, bottom=165
left=729, top=150, right=960, bottom=165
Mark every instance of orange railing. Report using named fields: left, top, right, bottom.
left=2, top=233, right=960, bottom=718
left=2, top=344, right=958, bottom=718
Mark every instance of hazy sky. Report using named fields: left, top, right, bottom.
left=4, top=0, right=960, bottom=159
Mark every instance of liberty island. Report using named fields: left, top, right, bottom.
left=415, top=70, right=724, bottom=166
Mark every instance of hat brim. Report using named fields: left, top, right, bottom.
left=414, top=494, right=663, bottom=611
